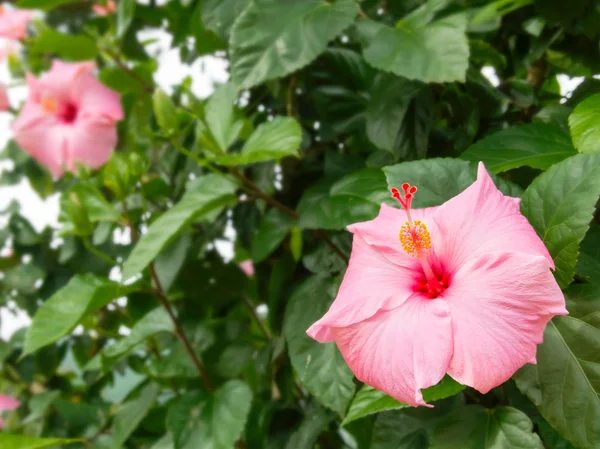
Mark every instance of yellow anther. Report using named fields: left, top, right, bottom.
left=40, top=97, right=58, bottom=115
left=399, top=220, right=431, bottom=258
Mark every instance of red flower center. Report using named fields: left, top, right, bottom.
left=414, top=266, right=451, bottom=299
left=60, top=102, right=78, bottom=124
left=41, top=97, right=79, bottom=124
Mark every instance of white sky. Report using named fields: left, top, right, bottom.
left=0, top=20, right=590, bottom=341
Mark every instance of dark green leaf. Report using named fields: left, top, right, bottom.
left=230, top=0, right=359, bottom=88
left=430, top=405, right=543, bottom=448
left=461, top=123, right=577, bottom=173
left=284, top=405, right=334, bottom=449
left=251, top=208, right=295, bottom=262
left=111, top=384, right=159, bottom=449
left=520, top=153, right=600, bottom=287
left=31, top=26, right=98, bottom=61
left=16, top=0, right=78, bottom=9
left=363, top=14, right=469, bottom=83
left=284, top=275, right=355, bottom=415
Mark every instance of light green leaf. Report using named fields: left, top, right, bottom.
left=461, top=123, right=577, bottom=173
left=4, top=264, right=45, bottom=295
left=430, top=405, right=543, bottom=448
left=202, top=83, right=244, bottom=153
left=23, top=275, right=129, bottom=356
left=31, top=26, right=98, bottom=61
left=153, top=89, right=180, bottom=136
left=284, top=275, right=355, bottom=415
left=117, top=0, right=136, bottom=38
left=520, top=153, right=600, bottom=288
left=0, top=435, right=82, bottom=448
left=213, top=117, right=302, bottom=166
left=366, top=74, right=433, bottom=159
left=230, top=0, right=359, bottom=89
left=251, top=208, right=295, bottom=262
left=569, top=93, right=600, bottom=154
left=471, top=0, right=534, bottom=25
left=102, top=307, right=174, bottom=362
left=167, top=380, right=253, bottom=449
left=514, top=283, right=600, bottom=449
left=16, top=0, right=77, bottom=8
left=363, top=14, right=469, bottom=83
left=122, top=174, right=237, bottom=279
left=111, top=384, right=159, bottom=449
left=342, top=376, right=465, bottom=426
left=201, top=0, right=250, bottom=41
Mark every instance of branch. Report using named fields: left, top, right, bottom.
left=242, top=294, right=271, bottom=341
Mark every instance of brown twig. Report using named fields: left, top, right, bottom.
left=241, top=294, right=272, bottom=341
left=103, top=48, right=154, bottom=93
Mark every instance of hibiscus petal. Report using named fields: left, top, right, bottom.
left=13, top=110, right=67, bottom=177
left=65, top=115, right=118, bottom=171
left=432, top=162, right=553, bottom=273
left=71, top=72, right=124, bottom=121
left=445, top=251, right=567, bottom=393
left=332, top=296, right=453, bottom=406
left=307, top=233, right=419, bottom=342
left=0, top=394, right=20, bottom=411
left=348, top=203, right=438, bottom=268
left=40, top=60, right=96, bottom=102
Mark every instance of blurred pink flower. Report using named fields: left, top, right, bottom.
left=0, top=6, right=34, bottom=40
left=0, top=83, right=10, bottom=111
left=239, top=260, right=254, bottom=277
left=307, top=163, right=566, bottom=407
left=13, top=60, right=124, bottom=177
left=93, top=0, right=117, bottom=16
left=0, top=394, right=20, bottom=429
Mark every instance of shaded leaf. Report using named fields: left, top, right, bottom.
left=569, top=92, right=600, bottom=154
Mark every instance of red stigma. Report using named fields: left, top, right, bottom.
left=402, top=183, right=410, bottom=192
left=409, top=186, right=417, bottom=194
left=391, top=183, right=418, bottom=211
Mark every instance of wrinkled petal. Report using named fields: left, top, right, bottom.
left=432, top=162, right=553, bottom=274
left=348, top=203, right=438, bottom=268
left=307, top=233, right=420, bottom=342
left=445, top=251, right=567, bottom=393
left=65, top=115, right=117, bottom=171
left=332, top=296, right=453, bottom=406
left=72, top=72, right=124, bottom=121
left=0, top=10, right=33, bottom=40
left=13, top=112, right=67, bottom=177
left=0, top=83, right=10, bottom=111
left=0, top=394, right=20, bottom=411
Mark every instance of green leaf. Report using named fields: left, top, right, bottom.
left=111, top=384, right=159, bottom=449
left=213, top=117, right=302, bottom=166
left=284, top=275, right=356, bottom=415
left=342, top=376, right=465, bottom=426
left=16, top=0, right=77, bottom=8
left=31, top=26, right=98, bottom=61
left=4, top=264, right=45, bottom=295
left=102, top=307, right=174, bottom=362
left=366, top=74, right=433, bottom=159
left=430, top=405, right=543, bottom=448
left=471, top=0, right=534, bottom=25
left=155, top=234, right=192, bottom=292
left=514, top=283, right=600, bottom=449
left=201, top=83, right=244, bottom=153
left=23, top=275, right=129, bottom=356
left=290, top=227, right=303, bottom=262
left=569, top=93, right=600, bottom=154
left=167, top=380, right=253, bottom=449
left=251, top=208, right=295, bottom=262
left=230, top=0, right=359, bottom=88
left=153, top=89, right=180, bottom=136
left=284, top=405, right=334, bottom=449
left=201, top=0, right=250, bottom=41
left=363, top=14, right=469, bottom=83
left=117, top=0, right=136, bottom=38
left=122, top=174, right=237, bottom=279
left=330, top=168, right=390, bottom=206
left=520, top=153, right=600, bottom=288
left=0, top=435, right=82, bottom=448
left=461, top=123, right=577, bottom=173
left=576, top=224, right=600, bottom=279
left=297, top=179, right=380, bottom=230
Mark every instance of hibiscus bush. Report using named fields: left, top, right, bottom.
left=2, top=0, right=600, bottom=448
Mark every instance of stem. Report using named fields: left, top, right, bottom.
left=287, top=75, right=297, bottom=118
left=148, top=264, right=215, bottom=392
left=241, top=294, right=271, bottom=341
left=82, top=237, right=119, bottom=265
left=102, top=48, right=154, bottom=93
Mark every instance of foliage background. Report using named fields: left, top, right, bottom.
left=2, top=0, right=600, bottom=448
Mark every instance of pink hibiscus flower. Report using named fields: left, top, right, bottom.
left=307, top=163, right=566, bottom=407
left=93, top=0, right=117, bottom=16
left=239, top=260, right=255, bottom=277
left=0, top=83, right=10, bottom=111
left=12, top=60, right=124, bottom=177
left=0, top=394, right=20, bottom=428
left=0, top=6, right=34, bottom=40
